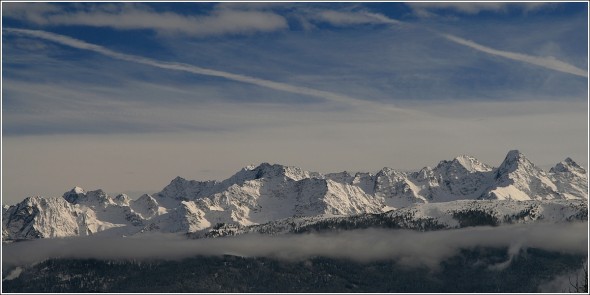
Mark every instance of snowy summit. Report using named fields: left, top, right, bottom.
left=2, top=150, right=587, bottom=240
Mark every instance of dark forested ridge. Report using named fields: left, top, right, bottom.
left=199, top=203, right=588, bottom=238
left=3, top=247, right=585, bottom=293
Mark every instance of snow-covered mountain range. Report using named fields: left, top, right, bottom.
left=2, top=150, right=588, bottom=240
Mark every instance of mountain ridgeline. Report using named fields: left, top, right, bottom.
left=2, top=150, right=588, bottom=240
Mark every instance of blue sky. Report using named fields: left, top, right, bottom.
left=2, top=2, right=588, bottom=203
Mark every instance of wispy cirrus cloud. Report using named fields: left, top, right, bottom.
left=407, top=2, right=552, bottom=18
left=6, top=2, right=583, bottom=79
left=2, top=2, right=395, bottom=35
left=319, top=9, right=587, bottom=78
left=2, top=2, right=288, bottom=36
left=2, top=2, right=586, bottom=205
left=4, top=28, right=407, bottom=112
left=311, top=10, right=400, bottom=26
left=247, top=5, right=586, bottom=78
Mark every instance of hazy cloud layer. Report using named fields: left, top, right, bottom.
left=3, top=222, right=587, bottom=270
left=2, top=99, right=587, bottom=204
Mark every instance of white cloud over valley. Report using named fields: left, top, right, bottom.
left=2, top=223, right=587, bottom=269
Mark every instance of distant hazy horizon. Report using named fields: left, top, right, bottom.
left=2, top=2, right=587, bottom=205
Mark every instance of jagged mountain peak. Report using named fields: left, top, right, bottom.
left=505, top=149, right=524, bottom=160
left=3, top=196, right=80, bottom=240
left=434, top=155, right=490, bottom=175
left=63, top=186, right=86, bottom=203
left=487, top=150, right=565, bottom=201
left=134, top=194, right=158, bottom=208
left=550, top=157, right=586, bottom=175
left=255, top=162, right=309, bottom=180
left=130, top=194, right=161, bottom=220
left=496, top=150, right=537, bottom=176
left=353, top=171, right=374, bottom=179
left=548, top=157, right=588, bottom=200
left=167, top=176, right=215, bottom=187
left=84, top=189, right=108, bottom=200
left=244, top=164, right=257, bottom=170
left=171, top=176, right=187, bottom=183
left=378, top=167, right=396, bottom=174
left=72, top=186, right=85, bottom=194
left=23, top=195, right=50, bottom=205
left=3, top=150, right=587, bottom=241
left=325, top=171, right=354, bottom=183
left=232, top=162, right=313, bottom=182
left=158, top=177, right=187, bottom=199
left=414, top=166, right=435, bottom=182
left=83, top=189, right=114, bottom=206
left=158, top=176, right=219, bottom=201
left=330, top=170, right=353, bottom=177
left=165, top=176, right=193, bottom=189
left=241, top=162, right=279, bottom=171
left=87, top=188, right=107, bottom=195
left=252, top=162, right=288, bottom=178
left=451, top=155, right=493, bottom=172
left=63, top=187, right=114, bottom=206
left=113, top=194, right=131, bottom=206
left=564, top=157, right=576, bottom=165
left=375, top=167, right=407, bottom=179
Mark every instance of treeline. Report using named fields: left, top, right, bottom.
left=3, top=247, right=585, bottom=293
left=201, top=205, right=589, bottom=238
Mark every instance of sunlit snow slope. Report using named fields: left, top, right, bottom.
left=2, top=150, right=587, bottom=240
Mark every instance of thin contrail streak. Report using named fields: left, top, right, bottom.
left=441, top=33, right=588, bottom=78
left=377, top=14, right=587, bottom=78
left=4, top=28, right=404, bottom=111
